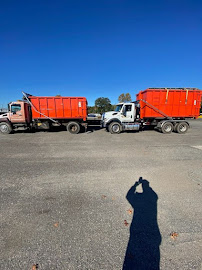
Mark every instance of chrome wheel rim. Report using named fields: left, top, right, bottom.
left=70, top=125, right=77, bottom=132
left=0, top=124, right=9, bottom=133
left=179, top=124, right=186, bottom=132
left=112, top=124, right=120, bottom=133
left=164, top=124, right=172, bottom=132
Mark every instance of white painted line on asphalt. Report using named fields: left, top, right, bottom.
left=192, top=146, right=202, bottom=150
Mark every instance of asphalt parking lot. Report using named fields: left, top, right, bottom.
left=0, top=119, right=202, bottom=270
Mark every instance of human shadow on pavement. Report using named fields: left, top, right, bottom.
left=123, top=177, right=161, bottom=270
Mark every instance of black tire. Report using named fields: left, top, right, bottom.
left=109, top=122, right=122, bottom=134
left=176, top=122, right=189, bottom=134
left=0, top=122, right=12, bottom=134
left=173, top=122, right=178, bottom=133
left=80, top=125, right=86, bottom=133
left=66, top=122, right=80, bottom=134
left=161, top=122, right=173, bottom=134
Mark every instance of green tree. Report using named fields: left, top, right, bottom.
left=95, top=97, right=112, bottom=113
left=118, top=93, right=132, bottom=103
left=111, top=104, right=116, bottom=111
left=88, top=106, right=97, bottom=114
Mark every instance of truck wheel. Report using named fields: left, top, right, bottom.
left=109, top=122, right=122, bottom=134
left=66, top=122, right=80, bottom=134
left=161, top=122, right=173, bottom=134
left=173, top=122, right=178, bottom=132
left=176, top=122, right=189, bottom=134
left=0, top=122, right=12, bottom=134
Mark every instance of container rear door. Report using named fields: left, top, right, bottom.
left=194, top=93, right=202, bottom=117
left=78, top=98, right=87, bottom=119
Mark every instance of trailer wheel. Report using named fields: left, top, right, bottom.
left=0, top=122, right=12, bottom=134
left=66, top=122, right=80, bottom=134
left=161, top=122, right=173, bottom=134
left=176, top=122, right=189, bottom=134
left=173, top=123, right=178, bottom=132
left=109, top=122, right=122, bottom=134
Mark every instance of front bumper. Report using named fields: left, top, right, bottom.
left=100, top=120, right=107, bottom=128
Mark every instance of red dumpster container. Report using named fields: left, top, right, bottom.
left=136, top=88, right=202, bottom=119
left=29, top=96, right=88, bottom=121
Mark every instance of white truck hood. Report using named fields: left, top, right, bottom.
left=0, top=113, right=9, bottom=119
left=103, top=111, right=120, bottom=120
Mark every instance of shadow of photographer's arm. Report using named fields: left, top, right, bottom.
left=126, top=182, right=139, bottom=206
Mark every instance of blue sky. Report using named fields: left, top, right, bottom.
left=0, top=0, right=201, bottom=107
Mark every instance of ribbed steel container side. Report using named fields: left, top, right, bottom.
left=136, top=88, right=202, bottom=119
left=29, top=96, right=87, bottom=120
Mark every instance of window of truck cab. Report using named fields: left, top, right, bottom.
left=115, top=104, right=123, bottom=112
left=125, top=105, right=132, bottom=111
left=11, top=104, right=21, bottom=113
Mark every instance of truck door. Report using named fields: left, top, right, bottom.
left=122, top=104, right=134, bottom=122
left=10, top=103, right=26, bottom=123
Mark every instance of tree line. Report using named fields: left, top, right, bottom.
left=88, top=93, right=132, bottom=114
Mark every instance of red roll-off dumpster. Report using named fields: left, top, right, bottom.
left=136, top=88, right=202, bottom=119
left=29, top=96, right=88, bottom=121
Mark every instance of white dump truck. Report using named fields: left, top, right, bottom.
left=101, top=88, right=202, bottom=134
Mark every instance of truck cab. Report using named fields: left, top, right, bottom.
left=0, top=101, right=31, bottom=134
left=101, top=102, right=141, bottom=134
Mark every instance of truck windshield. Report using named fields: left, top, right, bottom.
left=11, top=104, right=21, bottom=113
left=115, top=105, right=123, bottom=112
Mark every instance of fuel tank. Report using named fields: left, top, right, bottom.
left=123, top=123, right=140, bottom=131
